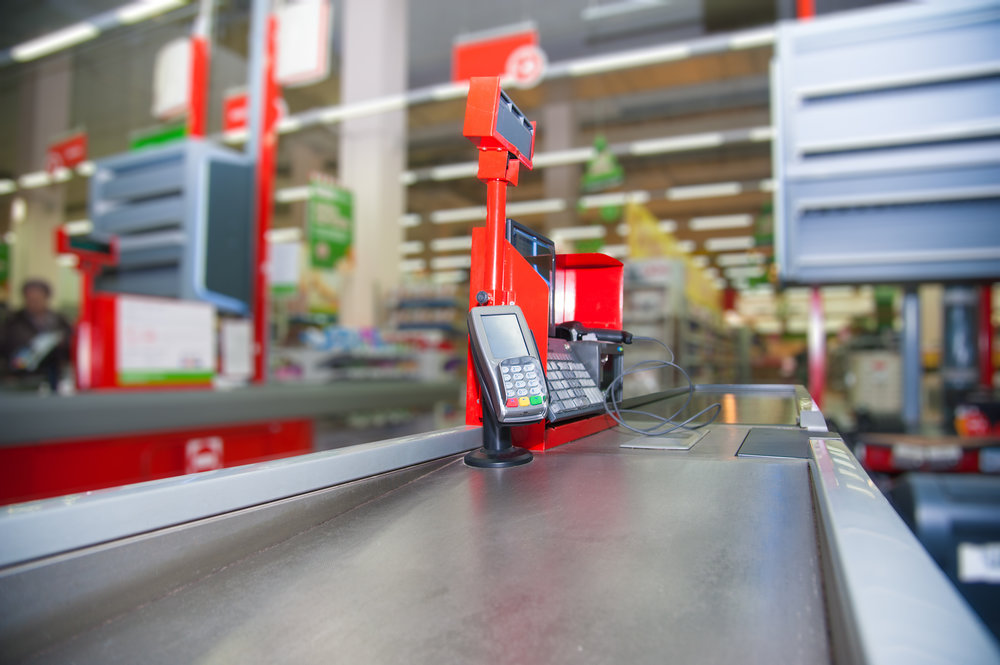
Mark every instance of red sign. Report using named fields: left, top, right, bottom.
left=452, top=27, right=538, bottom=83
left=185, top=436, right=224, bottom=474
left=46, top=132, right=87, bottom=173
left=505, top=44, right=547, bottom=88
left=223, top=92, right=287, bottom=133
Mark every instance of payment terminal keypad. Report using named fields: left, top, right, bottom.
left=498, top=356, right=548, bottom=411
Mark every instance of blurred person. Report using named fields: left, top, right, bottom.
left=0, top=279, right=72, bottom=390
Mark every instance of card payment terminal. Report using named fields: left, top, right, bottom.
left=468, top=305, right=548, bottom=423
left=466, top=305, right=545, bottom=467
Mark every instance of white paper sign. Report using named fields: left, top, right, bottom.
left=958, top=542, right=1000, bottom=583
left=117, top=296, right=215, bottom=385
left=220, top=318, right=252, bottom=379
left=277, top=0, right=333, bottom=87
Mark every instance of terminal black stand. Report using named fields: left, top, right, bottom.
left=464, top=402, right=534, bottom=468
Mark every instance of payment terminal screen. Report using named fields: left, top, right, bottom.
left=482, top=314, right=529, bottom=359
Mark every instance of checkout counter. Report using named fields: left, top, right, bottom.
left=1, top=385, right=997, bottom=664
left=2, top=74, right=997, bottom=664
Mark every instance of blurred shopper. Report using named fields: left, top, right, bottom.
left=0, top=279, right=72, bottom=390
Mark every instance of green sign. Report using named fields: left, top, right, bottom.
left=130, top=122, right=187, bottom=151
left=307, top=177, right=353, bottom=269
left=580, top=135, right=626, bottom=222
left=0, top=242, right=8, bottom=292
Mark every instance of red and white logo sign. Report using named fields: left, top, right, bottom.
left=505, top=44, right=547, bottom=88
left=452, top=26, right=541, bottom=84
left=223, top=91, right=288, bottom=133
left=185, top=436, right=224, bottom=474
left=46, top=132, right=87, bottom=173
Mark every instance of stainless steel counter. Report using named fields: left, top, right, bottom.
left=1, top=386, right=996, bottom=665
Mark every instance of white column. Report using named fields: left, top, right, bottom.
left=337, top=0, right=408, bottom=327
left=10, top=56, right=72, bottom=309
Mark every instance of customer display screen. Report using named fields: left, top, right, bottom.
left=482, top=314, right=529, bottom=359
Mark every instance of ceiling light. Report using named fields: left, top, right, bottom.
left=659, top=220, right=677, bottom=233
left=400, top=241, right=424, bottom=255
left=716, top=252, right=764, bottom=267
left=602, top=244, right=628, bottom=258
left=749, top=126, right=774, bottom=142
left=759, top=179, right=775, bottom=192
left=431, top=255, right=472, bottom=270
left=689, top=214, right=753, bottom=231
left=430, top=236, right=472, bottom=252
left=266, top=227, right=302, bottom=243
left=568, top=44, right=691, bottom=77
left=400, top=214, right=421, bottom=228
left=0, top=180, right=15, bottom=195
left=667, top=182, right=741, bottom=200
left=532, top=148, right=595, bottom=168
left=400, top=259, right=426, bottom=272
left=676, top=239, right=695, bottom=253
left=691, top=255, right=709, bottom=268
left=551, top=225, right=607, bottom=241
left=729, top=27, right=776, bottom=50
left=506, top=199, right=566, bottom=216
left=630, top=132, right=722, bottom=156
left=18, top=171, right=51, bottom=189
left=275, top=186, right=310, bottom=203
left=430, top=206, right=486, bottom=224
left=12, top=22, right=100, bottom=61
left=579, top=191, right=649, bottom=209
left=725, top=265, right=765, bottom=279
left=428, top=162, right=478, bottom=181
left=64, top=219, right=94, bottom=235
left=116, top=0, right=186, bottom=24
left=706, top=235, right=754, bottom=252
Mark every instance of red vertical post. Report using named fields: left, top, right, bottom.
left=251, top=14, right=279, bottom=383
left=980, top=283, right=994, bottom=388
left=187, top=36, right=209, bottom=138
left=797, top=0, right=815, bottom=20
left=484, top=177, right=507, bottom=300
left=808, top=286, right=825, bottom=408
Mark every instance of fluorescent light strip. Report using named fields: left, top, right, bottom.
left=579, top=191, right=649, bottom=209
left=716, top=252, right=764, bottom=267
left=706, top=235, right=754, bottom=252
left=568, top=44, right=691, bottom=77
left=531, top=147, right=595, bottom=168
left=729, top=27, right=776, bottom=50
left=602, top=244, right=628, bottom=258
left=759, top=179, right=775, bottom=192
left=266, top=227, right=302, bottom=243
left=400, top=213, right=421, bottom=228
left=319, top=95, right=408, bottom=124
left=659, top=220, right=678, bottom=233
left=428, top=162, right=478, bottom=181
left=64, top=219, right=94, bottom=235
left=76, top=161, right=95, bottom=176
left=431, top=255, right=472, bottom=270
left=506, top=198, right=566, bottom=216
left=277, top=117, right=304, bottom=133
left=51, top=167, right=73, bottom=183
left=691, top=255, right=709, bottom=268
left=430, top=236, right=472, bottom=252
left=400, top=241, right=424, bottom=255
left=400, top=258, right=426, bottom=272
left=0, top=180, right=15, bottom=195
left=431, top=270, right=467, bottom=284
left=429, top=82, right=469, bottom=101
left=668, top=182, right=742, bottom=200
left=676, top=240, right=696, bottom=253
left=223, top=129, right=249, bottom=144
left=689, top=214, right=753, bottom=231
left=116, top=0, right=186, bottom=24
left=749, top=126, right=774, bottom=142
left=275, top=186, right=310, bottom=203
left=400, top=172, right=418, bottom=185
left=551, top=225, right=607, bottom=241
left=11, top=22, right=100, bottom=61
left=430, top=206, right=486, bottom=224
left=630, top=132, right=723, bottom=156
left=18, top=171, right=51, bottom=189
left=725, top=265, right=765, bottom=279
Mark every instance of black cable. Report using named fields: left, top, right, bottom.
left=603, top=337, right=721, bottom=437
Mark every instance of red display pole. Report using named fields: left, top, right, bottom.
left=186, top=35, right=209, bottom=138
left=484, top=173, right=507, bottom=300
left=980, top=283, right=995, bottom=388
left=251, top=15, right=279, bottom=383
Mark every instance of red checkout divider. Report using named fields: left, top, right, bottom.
left=0, top=420, right=312, bottom=505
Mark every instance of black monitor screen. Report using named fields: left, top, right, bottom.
left=506, top=219, right=555, bottom=333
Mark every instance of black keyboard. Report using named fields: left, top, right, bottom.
left=546, top=342, right=606, bottom=422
